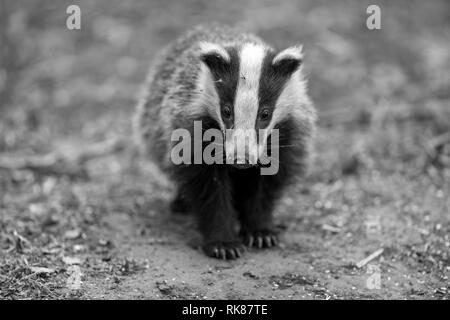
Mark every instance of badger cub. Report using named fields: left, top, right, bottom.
left=135, top=24, right=316, bottom=259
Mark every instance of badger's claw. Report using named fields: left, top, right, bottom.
left=241, top=229, right=279, bottom=249
left=203, top=241, right=245, bottom=260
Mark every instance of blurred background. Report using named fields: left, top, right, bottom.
left=0, top=0, right=449, bottom=299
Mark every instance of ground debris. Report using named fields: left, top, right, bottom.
left=156, top=280, right=173, bottom=295
left=356, top=248, right=384, bottom=268
left=243, top=271, right=259, bottom=279
left=0, top=258, right=64, bottom=299
left=270, top=273, right=317, bottom=289
left=115, top=258, right=149, bottom=276
left=30, top=266, right=56, bottom=274
left=321, top=224, right=341, bottom=233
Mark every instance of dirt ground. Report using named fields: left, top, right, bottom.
left=0, top=0, right=449, bottom=299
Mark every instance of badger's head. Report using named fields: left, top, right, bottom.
left=197, top=41, right=312, bottom=169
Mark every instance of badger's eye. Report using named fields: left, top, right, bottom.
left=260, top=109, right=270, bottom=121
left=222, top=105, right=232, bottom=119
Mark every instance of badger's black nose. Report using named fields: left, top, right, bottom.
left=232, top=163, right=254, bottom=169
left=231, top=150, right=257, bottom=169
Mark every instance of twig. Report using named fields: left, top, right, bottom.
left=64, top=138, right=126, bottom=164
left=321, top=224, right=341, bottom=233
left=356, top=248, right=384, bottom=268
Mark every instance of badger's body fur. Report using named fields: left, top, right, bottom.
left=135, top=24, right=316, bottom=259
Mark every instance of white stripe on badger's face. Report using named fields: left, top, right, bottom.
left=226, top=43, right=266, bottom=164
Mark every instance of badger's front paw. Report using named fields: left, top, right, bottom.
left=202, top=241, right=245, bottom=260
left=241, top=229, right=279, bottom=249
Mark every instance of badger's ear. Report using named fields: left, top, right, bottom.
left=199, top=42, right=230, bottom=71
left=272, top=45, right=303, bottom=75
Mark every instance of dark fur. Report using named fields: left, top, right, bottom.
left=200, top=47, right=240, bottom=129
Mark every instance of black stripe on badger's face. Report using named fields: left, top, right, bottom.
left=199, top=46, right=239, bottom=130
left=257, top=50, right=303, bottom=131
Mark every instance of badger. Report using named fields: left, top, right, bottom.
left=134, top=24, right=316, bottom=260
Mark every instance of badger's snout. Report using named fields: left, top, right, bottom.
left=225, top=129, right=259, bottom=168
left=227, top=149, right=256, bottom=169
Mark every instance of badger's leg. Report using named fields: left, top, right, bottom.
left=170, top=186, right=190, bottom=214
left=174, top=165, right=244, bottom=259
left=233, top=169, right=282, bottom=248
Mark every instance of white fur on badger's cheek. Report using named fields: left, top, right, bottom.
left=231, top=43, right=265, bottom=162
left=195, top=64, right=224, bottom=131
left=272, top=45, right=303, bottom=65
left=199, top=42, right=230, bottom=62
